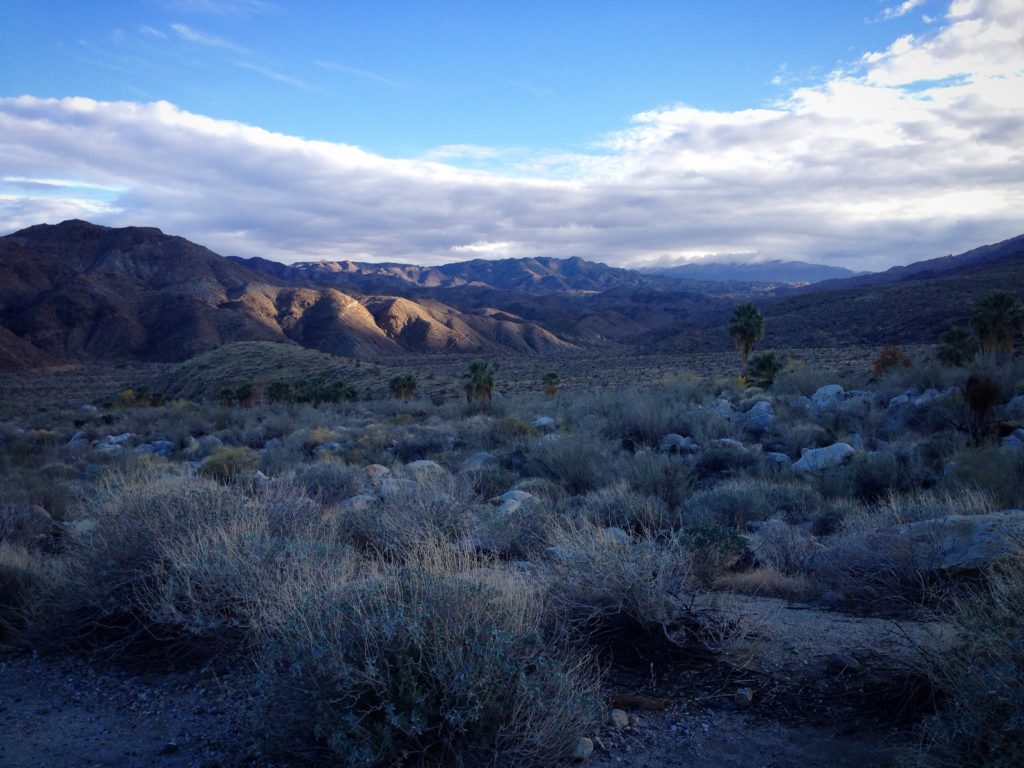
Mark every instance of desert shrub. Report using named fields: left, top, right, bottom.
left=291, top=461, right=361, bottom=503
left=392, top=427, right=455, bottom=462
left=478, top=498, right=560, bottom=559
left=917, top=557, right=1024, bottom=767
left=527, top=436, right=614, bottom=495
left=571, top=484, right=676, bottom=535
left=874, top=345, right=912, bottom=376
left=256, top=548, right=601, bottom=767
left=35, top=468, right=311, bottom=653
left=775, top=421, right=833, bottom=457
left=692, top=445, right=756, bottom=481
left=584, top=388, right=689, bottom=446
left=815, top=450, right=929, bottom=503
left=674, top=524, right=746, bottom=586
left=750, top=519, right=818, bottom=575
left=942, top=447, right=1024, bottom=509
left=771, top=360, right=837, bottom=397
left=511, top=476, right=567, bottom=502
left=492, top=417, right=538, bottom=442
left=618, top=452, right=693, bottom=511
left=461, top=465, right=522, bottom=499
left=199, top=446, right=261, bottom=482
left=714, top=567, right=814, bottom=600
left=746, top=351, right=786, bottom=389
left=684, top=478, right=822, bottom=529
left=330, top=473, right=477, bottom=553
left=0, top=541, right=72, bottom=640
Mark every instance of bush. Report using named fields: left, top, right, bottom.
left=684, top=479, right=822, bottom=529
left=571, top=484, right=677, bottom=536
left=747, top=351, right=786, bottom=389
left=618, top=452, right=693, bottom=511
left=291, top=461, right=360, bottom=503
left=528, top=437, right=614, bottom=495
left=943, top=447, right=1024, bottom=509
left=918, top=557, right=1024, bottom=767
left=256, top=547, right=601, bottom=767
left=199, top=446, right=261, bottom=482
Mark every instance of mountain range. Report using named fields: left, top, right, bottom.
left=1, top=219, right=1022, bottom=371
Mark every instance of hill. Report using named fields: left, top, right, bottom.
left=646, top=259, right=863, bottom=286
left=0, top=221, right=573, bottom=368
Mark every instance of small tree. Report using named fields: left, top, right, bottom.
left=936, top=326, right=979, bottom=368
left=389, top=374, right=418, bottom=401
left=235, top=383, right=256, bottom=407
left=465, top=362, right=495, bottom=407
left=971, top=291, right=1023, bottom=357
left=746, top=351, right=786, bottom=389
left=873, top=345, right=910, bottom=376
left=728, top=302, right=764, bottom=380
left=542, top=372, right=560, bottom=397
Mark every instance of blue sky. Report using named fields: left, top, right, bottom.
left=3, top=1, right=937, bottom=156
left=1, top=1, right=1022, bottom=268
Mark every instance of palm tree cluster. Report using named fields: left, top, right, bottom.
left=465, top=361, right=496, bottom=406
left=389, top=374, right=418, bottom=401
left=937, top=291, right=1023, bottom=366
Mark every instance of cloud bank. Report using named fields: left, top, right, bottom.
left=1, top=0, right=1021, bottom=269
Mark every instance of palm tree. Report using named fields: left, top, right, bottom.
left=936, top=326, right=979, bottom=367
left=389, top=374, right=417, bottom=401
left=465, top=361, right=495, bottom=406
left=542, top=372, right=560, bottom=397
left=971, top=292, right=1023, bottom=357
left=746, top=351, right=785, bottom=389
left=728, top=302, right=764, bottom=379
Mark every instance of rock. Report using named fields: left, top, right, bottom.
left=627, top=714, right=641, bottom=727
left=79, top=404, right=98, bottom=415
left=659, top=433, right=699, bottom=454
left=404, top=459, right=449, bottom=480
left=1002, top=394, right=1024, bottom=420
left=490, top=490, right=534, bottom=505
left=134, top=443, right=156, bottom=455
left=360, top=464, right=392, bottom=492
left=251, top=470, right=270, bottom=484
left=914, top=388, right=943, bottom=408
left=743, top=401, right=775, bottom=434
left=1000, top=435, right=1024, bottom=451
left=600, top=527, right=632, bottom=546
left=811, top=510, right=1024, bottom=575
left=792, top=442, right=855, bottom=473
left=461, top=451, right=498, bottom=472
left=66, top=430, right=88, bottom=448
left=151, top=440, right=175, bottom=456
left=571, top=737, right=594, bottom=762
left=379, top=478, right=419, bottom=496
left=537, top=433, right=561, bottom=445
left=532, top=416, right=556, bottom=432
left=887, top=394, right=910, bottom=409
left=609, top=709, right=629, bottom=729
left=544, top=546, right=573, bottom=562
left=106, top=432, right=135, bottom=445
left=196, top=435, right=223, bottom=456
left=788, top=395, right=812, bottom=410
left=94, top=443, right=123, bottom=455
left=943, top=460, right=957, bottom=477
left=314, top=441, right=343, bottom=456
left=713, top=399, right=737, bottom=420
left=327, top=494, right=377, bottom=521
left=764, top=451, right=790, bottom=465
left=711, top=438, right=747, bottom=452
left=734, top=688, right=754, bottom=706
left=847, top=433, right=866, bottom=451
left=811, top=385, right=845, bottom=408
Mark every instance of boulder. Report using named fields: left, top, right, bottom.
left=1002, top=394, right=1024, bottom=420
left=764, top=452, right=791, bottom=465
left=792, top=442, right=855, bottom=473
left=743, top=401, right=775, bottom=434
left=609, top=709, right=629, bottom=729
left=66, top=430, right=88, bottom=448
left=461, top=451, right=498, bottom=472
left=1000, top=434, right=1024, bottom=451
left=134, top=443, right=156, bottom=455
left=811, top=385, right=845, bottom=409
left=404, top=459, right=450, bottom=481
left=571, top=737, right=594, bottom=762
left=379, top=478, right=419, bottom=497
left=812, top=511, right=1024, bottom=575
left=333, top=494, right=377, bottom=516
left=106, top=432, right=135, bottom=445
left=196, top=435, right=223, bottom=456
left=659, top=433, right=698, bottom=454
left=532, top=416, right=556, bottom=432
left=151, top=440, right=175, bottom=457
left=94, top=443, right=123, bottom=455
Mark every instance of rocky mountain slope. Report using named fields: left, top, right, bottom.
left=0, top=221, right=572, bottom=368
left=645, top=259, right=862, bottom=285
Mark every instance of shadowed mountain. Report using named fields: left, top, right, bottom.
left=646, top=260, right=864, bottom=286
left=0, top=221, right=573, bottom=367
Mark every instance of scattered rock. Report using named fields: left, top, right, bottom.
left=533, top=416, right=556, bottom=432
left=609, top=709, right=630, bottom=729
left=811, top=385, right=844, bottom=409
left=792, top=443, right=855, bottom=473
left=571, top=737, right=594, bottom=762
left=743, top=401, right=775, bottom=434
left=659, top=433, right=699, bottom=454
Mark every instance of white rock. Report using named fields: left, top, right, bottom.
left=792, top=442, right=855, bottom=473
left=811, top=385, right=845, bottom=408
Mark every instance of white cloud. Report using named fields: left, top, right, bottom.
left=170, top=22, right=246, bottom=53
left=882, top=0, right=929, bottom=20
left=1, top=1, right=1022, bottom=270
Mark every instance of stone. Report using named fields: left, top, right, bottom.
left=537, top=433, right=561, bottom=445
left=66, top=519, right=99, bottom=536
left=825, top=653, right=862, bottom=675
left=66, top=430, right=88, bottom=448
left=1002, top=394, right=1024, bottom=420
left=94, top=443, right=123, bottom=455
left=888, top=394, right=910, bottom=409
left=811, top=510, right=1024, bottom=575
left=151, top=440, right=175, bottom=456
left=571, top=737, right=594, bottom=762
left=811, top=384, right=845, bottom=408
left=711, top=438, right=747, bottom=452
left=792, top=442, right=855, bottom=473
left=134, top=443, right=156, bottom=455
left=627, top=714, right=642, bottom=727
left=379, top=478, right=419, bottom=496
left=106, top=432, right=135, bottom=445
left=660, top=433, right=698, bottom=453
left=600, top=527, right=632, bottom=546
left=79, top=404, right=99, bottom=415
left=734, top=688, right=754, bottom=706
left=764, top=451, right=791, bottom=465
left=461, top=451, right=498, bottom=472
left=490, top=490, right=534, bottom=505
left=1000, top=435, right=1024, bottom=451
left=196, top=435, right=223, bottom=456
left=532, top=416, right=556, bottom=432
left=335, top=494, right=376, bottom=515
left=609, top=709, right=629, bottom=729
left=404, top=459, right=450, bottom=480
left=314, top=441, right=343, bottom=456
left=914, top=388, right=942, bottom=408
left=743, top=401, right=775, bottom=434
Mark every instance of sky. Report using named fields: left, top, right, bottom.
left=1, top=0, right=1022, bottom=269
